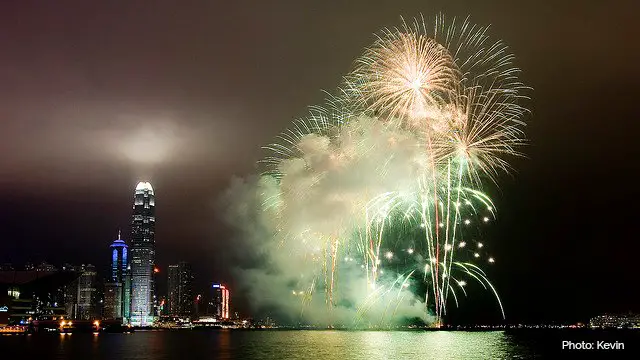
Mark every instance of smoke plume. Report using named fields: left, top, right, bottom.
left=219, top=116, right=435, bottom=327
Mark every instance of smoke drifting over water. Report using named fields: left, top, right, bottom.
left=220, top=117, right=434, bottom=326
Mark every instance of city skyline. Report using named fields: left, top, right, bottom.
left=0, top=181, right=236, bottom=326
left=0, top=182, right=235, bottom=327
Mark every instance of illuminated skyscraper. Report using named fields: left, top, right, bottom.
left=209, top=283, right=229, bottom=320
left=103, top=282, right=122, bottom=320
left=110, top=230, right=128, bottom=282
left=167, top=262, right=194, bottom=318
left=129, top=181, right=156, bottom=326
left=77, top=264, right=98, bottom=320
left=104, top=231, right=128, bottom=320
left=167, top=265, right=179, bottom=316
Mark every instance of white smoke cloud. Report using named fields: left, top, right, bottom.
left=220, top=116, right=437, bottom=327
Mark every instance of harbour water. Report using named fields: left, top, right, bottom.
left=2, top=329, right=638, bottom=359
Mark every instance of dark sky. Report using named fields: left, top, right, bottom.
left=1, top=1, right=639, bottom=324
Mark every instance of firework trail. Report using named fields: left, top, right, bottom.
left=233, top=14, right=528, bottom=327
left=345, top=15, right=527, bottom=324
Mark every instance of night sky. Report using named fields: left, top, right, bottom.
left=1, top=1, right=639, bottom=324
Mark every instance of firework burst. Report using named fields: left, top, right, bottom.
left=354, top=30, right=459, bottom=121
left=255, top=14, right=529, bottom=327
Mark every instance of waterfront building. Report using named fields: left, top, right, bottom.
left=110, top=230, right=128, bottom=282
left=104, top=231, right=128, bottom=320
left=167, top=262, right=194, bottom=318
left=0, top=270, right=77, bottom=325
left=208, top=283, right=230, bottom=320
left=76, top=264, right=98, bottom=320
left=63, top=278, right=79, bottom=318
left=167, top=265, right=178, bottom=315
left=103, top=282, right=122, bottom=319
left=590, top=314, right=640, bottom=328
left=129, top=181, right=156, bottom=326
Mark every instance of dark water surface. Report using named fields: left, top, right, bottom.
left=2, top=329, right=639, bottom=359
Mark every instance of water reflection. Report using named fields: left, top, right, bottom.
left=2, top=330, right=539, bottom=359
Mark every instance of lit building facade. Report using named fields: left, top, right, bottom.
left=167, top=262, right=194, bottom=318
left=129, top=181, right=156, bottom=326
left=105, top=231, right=128, bottom=320
left=167, top=265, right=179, bottom=316
left=209, top=283, right=229, bottom=320
left=122, top=271, right=131, bottom=320
left=590, top=314, right=640, bottom=328
left=76, top=264, right=98, bottom=320
left=103, top=282, right=122, bottom=319
left=0, top=271, right=74, bottom=325
left=64, top=278, right=78, bottom=319
left=110, top=230, right=128, bottom=282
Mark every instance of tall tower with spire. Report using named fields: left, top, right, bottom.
left=129, top=181, right=156, bottom=326
left=110, top=230, right=128, bottom=282
left=104, top=231, right=129, bottom=320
